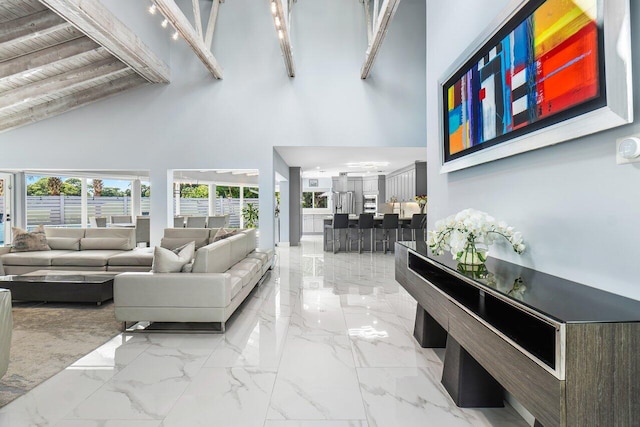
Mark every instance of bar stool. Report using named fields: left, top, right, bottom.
left=403, top=213, right=426, bottom=241
left=326, top=214, right=349, bottom=254
left=348, top=213, right=375, bottom=254
left=375, top=214, right=399, bottom=254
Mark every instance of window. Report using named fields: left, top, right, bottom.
left=303, top=192, right=327, bottom=209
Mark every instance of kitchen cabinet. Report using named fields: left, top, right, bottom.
left=385, top=162, right=427, bottom=202
left=303, top=214, right=330, bottom=234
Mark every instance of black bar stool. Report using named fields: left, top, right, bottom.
left=403, top=213, right=426, bottom=241
left=326, top=213, right=349, bottom=253
left=349, top=213, right=375, bottom=254
left=375, top=213, right=399, bottom=254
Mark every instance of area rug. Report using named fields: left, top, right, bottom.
left=0, top=301, right=121, bottom=407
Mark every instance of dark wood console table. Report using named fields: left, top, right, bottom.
left=395, top=241, right=640, bottom=427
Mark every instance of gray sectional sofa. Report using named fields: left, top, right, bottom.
left=114, top=228, right=274, bottom=332
left=0, top=227, right=153, bottom=275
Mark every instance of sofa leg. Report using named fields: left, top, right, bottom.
left=121, top=321, right=128, bottom=332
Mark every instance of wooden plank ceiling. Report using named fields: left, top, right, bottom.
left=0, top=0, right=148, bottom=133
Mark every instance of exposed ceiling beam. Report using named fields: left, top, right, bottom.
left=0, top=37, right=101, bottom=82
left=0, top=73, right=147, bottom=133
left=363, top=0, right=372, bottom=43
left=204, top=0, right=221, bottom=49
left=38, top=0, right=171, bottom=83
left=191, top=0, right=203, bottom=39
left=154, top=0, right=223, bottom=79
left=270, top=0, right=294, bottom=77
left=0, top=9, right=72, bottom=45
left=360, top=0, right=401, bottom=79
left=0, top=58, right=129, bottom=114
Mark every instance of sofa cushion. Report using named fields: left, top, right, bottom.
left=242, top=229, right=257, bottom=255
left=152, top=242, right=195, bottom=273
left=230, top=275, right=243, bottom=299
left=81, top=237, right=132, bottom=251
left=228, top=234, right=248, bottom=265
left=246, top=251, right=268, bottom=265
left=44, top=227, right=85, bottom=239
left=228, top=269, right=252, bottom=288
left=163, top=228, right=210, bottom=239
left=210, top=227, right=238, bottom=243
left=192, top=239, right=232, bottom=274
left=0, top=250, right=71, bottom=266
left=51, top=250, right=124, bottom=267
left=85, top=228, right=135, bottom=250
left=11, top=225, right=50, bottom=252
left=46, top=237, right=80, bottom=251
left=231, top=258, right=261, bottom=277
left=107, top=248, right=154, bottom=267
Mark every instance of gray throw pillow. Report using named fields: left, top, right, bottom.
left=11, top=225, right=50, bottom=252
left=212, top=227, right=238, bottom=242
left=152, top=241, right=195, bottom=273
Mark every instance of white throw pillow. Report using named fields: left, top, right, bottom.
left=152, top=241, right=195, bottom=273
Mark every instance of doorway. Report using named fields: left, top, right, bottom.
left=0, top=173, right=12, bottom=245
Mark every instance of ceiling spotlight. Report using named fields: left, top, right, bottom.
left=161, top=19, right=168, bottom=28
left=149, top=4, right=157, bottom=14
left=172, top=31, right=179, bottom=40
left=271, top=1, right=277, bottom=14
left=278, top=30, right=284, bottom=40
left=275, top=16, right=281, bottom=28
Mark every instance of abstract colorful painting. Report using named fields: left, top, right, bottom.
left=443, top=0, right=603, bottom=163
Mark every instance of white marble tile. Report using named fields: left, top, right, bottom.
left=288, top=288, right=347, bottom=336
left=268, top=334, right=366, bottom=421
left=345, top=311, right=438, bottom=368
left=55, top=421, right=162, bottom=427
left=68, top=345, right=211, bottom=420
left=204, top=314, right=290, bottom=369
left=71, top=334, right=151, bottom=372
left=339, top=293, right=395, bottom=315
left=0, top=368, right=114, bottom=427
left=357, top=367, right=528, bottom=427
left=162, top=367, right=276, bottom=427
left=264, top=421, right=368, bottom=427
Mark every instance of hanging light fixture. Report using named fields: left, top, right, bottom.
left=149, top=3, right=157, bottom=14
left=161, top=18, right=169, bottom=28
left=270, top=0, right=294, bottom=77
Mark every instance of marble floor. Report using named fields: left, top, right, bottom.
left=0, top=236, right=529, bottom=427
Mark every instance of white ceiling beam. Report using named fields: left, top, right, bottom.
left=204, top=0, right=221, bottom=49
left=270, top=0, right=295, bottom=77
left=154, top=0, right=223, bottom=79
left=0, top=9, right=71, bottom=45
left=360, top=0, right=401, bottom=79
left=0, top=73, right=147, bottom=133
left=0, top=58, right=129, bottom=114
left=0, top=37, right=101, bottom=82
left=39, top=0, right=170, bottom=83
left=191, top=0, right=203, bottom=40
left=363, top=0, right=372, bottom=44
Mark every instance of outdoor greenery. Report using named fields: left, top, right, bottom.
left=180, top=184, right=259, bottom=199
left=241, top=202, right=259, bottom=228
left=302, top=191, right=327, bottom=209
left=26, top=176, right=143, bottom=197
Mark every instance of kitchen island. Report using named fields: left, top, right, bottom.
left=322, top=215, right=424, bottom=252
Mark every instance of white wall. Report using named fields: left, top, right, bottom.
left=426, top=0, right=640, bottom=300
left=0, top=0, right=425, bottom=248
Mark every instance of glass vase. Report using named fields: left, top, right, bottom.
left=456, top=241, right=487, bottom=266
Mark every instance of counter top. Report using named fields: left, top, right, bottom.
left=400, top=241, right=640, bottom=324
left=323, top=215, right=417, bottom=221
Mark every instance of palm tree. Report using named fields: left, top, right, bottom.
left=47, top=177, right=63, bottom=196
left=92, top=179, right=103, bottom=197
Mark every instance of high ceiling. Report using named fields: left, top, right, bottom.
left=275, top=146, right=426, bottom=178
left=0, top=0, right=159, bottom=133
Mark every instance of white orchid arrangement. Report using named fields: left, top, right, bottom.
left=427, top=208, right=526, bottom=263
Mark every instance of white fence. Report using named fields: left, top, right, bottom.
left=23, top=196, right=259, bottom=228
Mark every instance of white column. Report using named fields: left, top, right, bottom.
left=239, top=185, right=244, bottom=228
left=131, top=179, right=142, bottom=217
left=173, top=181, right=181, bottom=216
left=258, top=166, right=275, bottom=248
left=149, top=169, right=172, bottom=246
left=81, top=178, right=88, bottom=227
left=208, top=183, right=216, bottom=216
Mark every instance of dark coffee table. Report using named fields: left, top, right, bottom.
left=0, top=270, right=116, bottom=305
